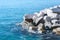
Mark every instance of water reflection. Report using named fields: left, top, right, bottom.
left=9, top=23, right=60, bottom=40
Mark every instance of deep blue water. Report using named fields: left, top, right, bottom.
left=0, top=0, right=60, bottom=40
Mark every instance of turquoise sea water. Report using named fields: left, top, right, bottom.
left=0, top=0, right=60, bottom=40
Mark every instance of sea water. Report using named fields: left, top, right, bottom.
left=0, top=0, right=60, bottom=40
